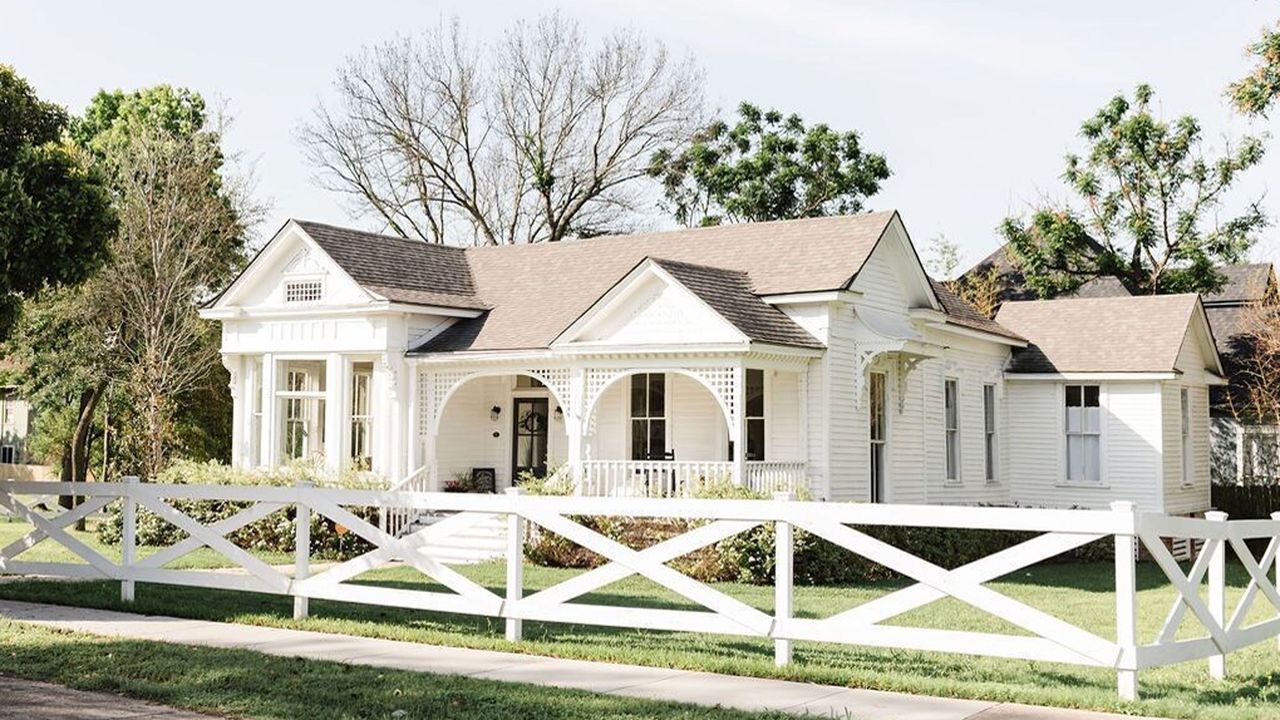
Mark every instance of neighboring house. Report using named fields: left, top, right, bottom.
left=200, top=213, right=1221, bottom=514
left=962, top=247, right=1278, bottom=486
left=0, top=384, right=48, bottom=480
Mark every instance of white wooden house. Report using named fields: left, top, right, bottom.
left=200, top=212, right=1223, bottom=514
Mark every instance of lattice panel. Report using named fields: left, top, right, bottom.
left=687, top=367, right=738, bottom=425
left=584, top=366, right=739, bottom=427
left=526, top=367, right=573, bottom=416
left=427, top=369, right=473, bottom=428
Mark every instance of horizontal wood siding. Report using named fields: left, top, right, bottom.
left=669, top=373, right=728, bottom=461
left=921, top=346, right=1009, bottom=506
left=769, top=370, right=804, bottom=463
left=1164, top=383, right=1212, bottom=515
left=826, top=302, right=865, bottom=501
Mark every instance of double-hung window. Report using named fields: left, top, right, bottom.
left=1065, top=385, right=1101, bottom=484
left=944, top=378, right=960, bottom=482
left=1180, top=388, right=1193, bottom=486
left=870, top=372, right=887, bottom=502
left=983, top=384, right=997, bottom=482
left=350, top=362, right=373, bottom=471
left=744, top=369, right=765, bottom=461
left=630, top=373, right=667, bottom=460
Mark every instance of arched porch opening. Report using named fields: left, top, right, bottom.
left=432, top=372, right=570, bottom=492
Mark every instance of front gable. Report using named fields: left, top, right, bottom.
left=553, top=261, right=748, bottom=349
left=849, top=213, right=942, bottom=313
left=1175, top=301, right=1226, bottom=382
left=205, top=221, right=375, bottom=313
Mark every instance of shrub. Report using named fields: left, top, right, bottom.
left=96, top=459, right=383, bottom=561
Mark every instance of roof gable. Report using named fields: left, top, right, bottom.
left=996, top=294, right=1212, bottom=374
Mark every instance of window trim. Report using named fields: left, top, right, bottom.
left=283, top=278, right=324, bottom=304
left=983, top=383, right=998, bottom=484
left=0, top=444, right=16, bottom=465
left=944, top=377, right=961, bottom=485
left=628, top=373, right=669, bottom=461
left=1180, top=387, right=1194, bottom=488
left=744, top=368, right=766, bottom=462
left=1060, top=384, right=1106, bottom=488
left=869, top=370, right=889, bottom=502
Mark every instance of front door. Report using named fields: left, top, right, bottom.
left=512, top=397, right=549, bottom=480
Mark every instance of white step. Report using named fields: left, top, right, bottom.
left=404, top=512, right=508, bottom=565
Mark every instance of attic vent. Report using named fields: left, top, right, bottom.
left=284, top=280, right=323, bottom=303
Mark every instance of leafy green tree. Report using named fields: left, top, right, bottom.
left=1000, top=85, right=1266, bottom=297
left=649, top=101, right=889, bottom=227
left=1230, top=21, right=1280, bottom=116
left=0, top=65, right=115, bottom=339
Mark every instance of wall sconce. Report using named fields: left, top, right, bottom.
left=553, top=406, right=564, bottom=422
left=490, top=405, right=502, bottom=421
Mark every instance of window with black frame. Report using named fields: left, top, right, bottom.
left=745, top=368, right=765, bottom=461
left=630, top=373, right=667, bottom=460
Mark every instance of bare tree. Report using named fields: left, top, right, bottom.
left=299, top=13, right=705, bottom=244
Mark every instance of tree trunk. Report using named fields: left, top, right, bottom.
left=59, top=382, right=105, bottom=531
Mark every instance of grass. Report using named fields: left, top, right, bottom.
left=0, top=619, right=792, bottom=719
left=3, top=519, right=1280, bottom=719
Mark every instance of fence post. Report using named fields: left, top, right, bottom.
left=1207, top=510, right=1228, bottom=679
left=505, top=487, right=525, bottom=642
left=1111, top=501, right=1139, bottom=701
left=773, top=491, right=794, bottom=667
left=293, top=480, right=312, bottom=620
left=1273, top=511, right=1280, bottom=651
left=120, top=476, right=139, bottom=604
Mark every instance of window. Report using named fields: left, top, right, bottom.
left=1065, top=385, right=1101, bottom=484
left=249, top=358, right=263, bottom=466
left=869, top=372, right=887, bottom=502
left=284, top=280, right=323, bottom=303
left=350, top=363, right=373, bottom=471
left=277, top=360, right=326, bottom=461
left=983, top=384, right=997, bottom=483
left=630, top=373, right=667, bottom=460
left=515, top=375, right=545, bottom=389
left=944, top=378, right=960, bottom=482
left=0, top=445, right=15, bottom=465
left=745, top=369, right=765, bottom=461
left=1180, top=388, right=1193, bottom=486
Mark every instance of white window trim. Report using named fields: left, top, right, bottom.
left=625, top=372, right=671, bottom=460
left=983, top=383, right=999, bottom=485
left=943, top=376, right=961, bottom=486
left=869, top=369, right=890, bottom=501
left=1057, top=383, right=1109, bottom=488
left=0, top=444, right=16, bottom=465
left=283, top=276, right=325, bottom=304
left=1180, top=387, right=1194, bottom=489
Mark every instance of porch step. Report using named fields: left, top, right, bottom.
left=403, top=512, right=508, bottom=565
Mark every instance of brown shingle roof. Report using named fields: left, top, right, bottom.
left=1203, top=263, right=1275, bottom=305
left=1061, top=276, right=1132, bottom=299
left=295, top=221, right=487, bottom=310
left=647, top=258, right=824, bottom=349
left=927, top=279, right=1025, bottom=341
left=996, top=294, right=1200, bottom=373
left=405, top=213, right=895, bottom=352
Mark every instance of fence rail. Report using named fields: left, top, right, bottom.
left=1, top=479, right=1278, bottom=701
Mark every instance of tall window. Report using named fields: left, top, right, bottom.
left=249, top=359, right=263, bottom=466
left=983, top=384, right=997, bottom=482
left=278, top=360, right=326, bottom=461
left=1065, top=385, right=1101, bottom=484
left=869, top=372, right=887, bottom=502
left=630, top=373, right=667, bottom=460
left=745, top=369, right=766, bottom=461
left=944, top=378, right=960, bottom=482
left=1180, top=388, right=1193, bottom=486
left=0, top=445, right=14, bottom=465
left=350, top=362, right=373, bottom=471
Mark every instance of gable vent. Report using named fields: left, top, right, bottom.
left=284, top=280, right=323, bottom=303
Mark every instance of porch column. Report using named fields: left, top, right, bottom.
left=566, top=367, right=587, bottom=487
left=422, top=369, right=439, bottom=489
left=406, top=362, right=420, bottom=475
left=732, top=364, right=746, bottom=486
left=223, top=354, right=246, bottom=468
left=386, top=356, right=406, bottom=483
left=260, top=353, right=277, bottom=466
left=323, top=353, right=345, bottom=473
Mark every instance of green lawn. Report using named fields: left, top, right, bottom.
left=2, top=520, right=1280, bottom=719
left=0, top=516, right=293, bottom=569
left=0, top=619, right=790, bottom=720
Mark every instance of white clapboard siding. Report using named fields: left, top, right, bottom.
left=768, top=371, right=804, bottom=463
left=825, top=302, right=865, bottom=501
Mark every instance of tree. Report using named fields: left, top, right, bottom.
left=1000, top=85, right=1266, bottom=298
left=1229, top=21, right=1280, bottom=116
left=0, top=65, right=115, bottom=339
left=648, top=101, right=889, bottom=227
left=299, top=13, right=704, bottom=245
left=924, top=234, right=1003, bottom=318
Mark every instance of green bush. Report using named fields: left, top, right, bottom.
left=96, top=459, right=383, bottom=561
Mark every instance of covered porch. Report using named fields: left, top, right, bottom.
left=412, top=357, right=811, bottom=497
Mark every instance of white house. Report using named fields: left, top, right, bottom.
left=200, top=212, right=1223, bottom=515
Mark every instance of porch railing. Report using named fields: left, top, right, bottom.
left=578, top=460, right=806, bottom=497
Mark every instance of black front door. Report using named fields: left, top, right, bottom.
left=512, top=397, right=549, bottom=479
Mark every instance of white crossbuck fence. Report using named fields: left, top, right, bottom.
left=1, top=479, right=1278, bottom=701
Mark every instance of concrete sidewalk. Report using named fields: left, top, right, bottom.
left=0, top=600, right=1166, bottom=720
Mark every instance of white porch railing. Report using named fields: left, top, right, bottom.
left=578, top=460, right=806, bottom=497
left=3, top=480, right=1280, bottom=701
left=379, top=463, right=432, bottom=536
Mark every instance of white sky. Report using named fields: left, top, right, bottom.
left=4, top=0, right=1278, bottom=269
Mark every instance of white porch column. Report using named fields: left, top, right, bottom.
left=732, top=364, right=747, bottom=486
left=385, top=356, right=406, bottom=484
left=406, top=362, right=420, bottom=476
left=223, top=354, right=246, bottom=468
left=323, top=353, right=345, bottom=473
left=260, top=353, right=277, bottom=467
left=566, top=367, right=587, bottom=487
left=423, top=369, right=439, bottom=489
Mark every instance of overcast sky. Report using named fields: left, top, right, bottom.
left=4, top=1, right=1278, bottom=269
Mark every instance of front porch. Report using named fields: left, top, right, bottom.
left=412, top=358, right=812, bottom=497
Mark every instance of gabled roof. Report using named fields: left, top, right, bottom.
left=411, top=213, right=896, bottom=352
left=1203, top=263, right=1276, bottom=305
left=643, top=258, right=823, bottom=349
left=1061, top=276, right=1132, bottom=299
left=927, top=279, right=1026, bottom=341
left=996, top=294, right=1214, bottom=374
left=294, top=221, right=487, bottom=310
